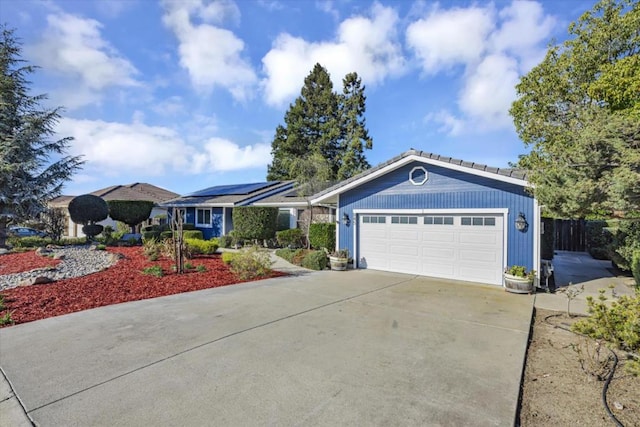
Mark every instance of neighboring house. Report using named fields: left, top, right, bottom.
left=309, top=149, right=538, bottom=287
left=49, top=183, right=179, bottom=237
left=160, top=181, right=295, bottom=240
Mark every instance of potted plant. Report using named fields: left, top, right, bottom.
left=503, top=265, right=536, bottom=294
left=329, top=248, right=349, bottom=271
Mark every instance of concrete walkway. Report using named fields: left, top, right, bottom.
left=534, top=251, right=637, bottom=315
left=0, top=269, right=532, bottom=426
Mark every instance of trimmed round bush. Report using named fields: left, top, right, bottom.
left=68, top=194, right=109, bottom=225
left=82, top=224, right=104, bottom=240
left=107, top=200, right=155, bottom=233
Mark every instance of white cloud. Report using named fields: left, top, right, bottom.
left=408, top=0, right=555, bottom=134
left=490, top=0, right=556, bottom=71
left=194, top=138, right=271, bottom=172
left=459, top=54, right=520, bottom=128
left=162, top=0, right=257, bottom=100
left=58, top=118, right=191, bottom=175
left=406, top=5, right=495, bottom=74
left=29, top=12, right=139, bottom=108
left=262, top=2, right=406, bottom=106
left=57, top=118, right=269, bottom=176
left=425, top=110, right=465, bottom=136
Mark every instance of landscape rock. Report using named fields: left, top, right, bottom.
left=0, top=246, right=120, bottom=290
left=35, top=247, right=52, bottom=257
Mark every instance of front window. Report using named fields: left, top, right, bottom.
left=196, top=208, right=212, bottom=228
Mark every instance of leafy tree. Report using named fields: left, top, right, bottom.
left=107, top=200, right=155, bottom=233
left=510, top=0, right=639, bottom=218
left=267, top=63, right=373, bottom=183
left=0, top=27, right=83, bottom=247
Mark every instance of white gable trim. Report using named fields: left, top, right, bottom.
left=311, top=154, right=529, bottom=204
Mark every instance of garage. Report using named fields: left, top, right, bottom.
left=357, top=212, right=505, bottom=285
left=311, top=149, right=539, bottom=288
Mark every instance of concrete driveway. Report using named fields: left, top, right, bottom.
left=1, top=270, right=533, bottom=426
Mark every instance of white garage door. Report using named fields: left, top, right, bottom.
left=358, top=213, right=504, bottom=285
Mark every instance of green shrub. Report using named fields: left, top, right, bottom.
left=221, top=252, right=237, bottom=265
left=608, top=219, right=640, bottom=271
left=291, top=248, right=309, bottom=265
left=141, top=265, right=163, bottom=277
left=589, top=247, right=610, bottom=260
left=143, top=238, right=162, bottom=261
left=301, top=250, right=328, bottom=270
left=218, top=234, right=233, bottom=248
left=571, top=289, right=640, bottom=354
left=160, top=230, right=173, bottom=240
left=183, top=223, right=196, bottom=231
left=632, top=250, right=640, bottom=286
left=141, top=224, right=158, bottom=233
left=8, top=236, right=53, bottom=248
left=232, top=206, right=278, bottom=241
left=59, top=237, right=87, bottom=246
left=183, top=230, right=204, bottom=240
left=142, top=231, right=161, bottom=241
left=196, top=265, right=207, bottom=273
left=185, top=238, right=219, bottom=256
left=227, top=246, right=273, bottom=280
left=308, top=223, right=335, bottom=250
left=540, top=217, right=554, bottom=260
left=276, top=228, right=304, bottom=248
left=275, top=248, right=296, bottom=262
left=95, top=244, right=106, bottom=251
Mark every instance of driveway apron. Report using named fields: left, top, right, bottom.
left=0, top=270, right=533, bottom=426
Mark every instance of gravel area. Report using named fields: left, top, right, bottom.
left=0, top=246, right=119, bottom=290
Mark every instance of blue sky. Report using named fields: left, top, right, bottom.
left=3, top=0, right=595, bottom=196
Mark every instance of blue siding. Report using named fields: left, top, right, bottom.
left=338, top=162, right=535, bottom=271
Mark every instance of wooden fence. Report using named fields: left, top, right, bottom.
left=554, top=219, right=587, bottom=252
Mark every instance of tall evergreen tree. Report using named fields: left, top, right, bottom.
left=267, top=63, right=373, bottom=183
left=337, top=72, right=373, bottom=181
left=0, top=27, right=83, bottom=247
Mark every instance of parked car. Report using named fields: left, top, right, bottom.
left=8, top=226, right=47, bottom=238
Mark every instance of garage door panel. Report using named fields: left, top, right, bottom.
left=359, top=213, right=504, bottom=286
left=422, top=247, right=455, bottom=259
left=459, top=249, right=499, bottom=263
left=459, top=232, right=500, bottom=245
left=422, top=231, right=455, bottom=243
left=390, top=245, right=419, bottom=256
left=389, top=230, right=419, bottom=240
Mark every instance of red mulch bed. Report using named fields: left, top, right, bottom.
left=0, top=251, right=61, bottom=274
left=0, top=247, right=285, bottom=326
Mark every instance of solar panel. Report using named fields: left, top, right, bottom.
left=186, top=182, right=278, bottom=197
